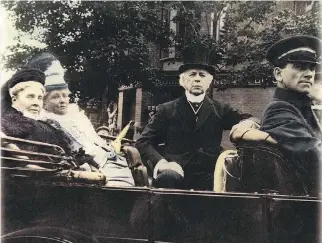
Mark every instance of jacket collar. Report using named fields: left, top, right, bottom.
left=195, top=96, right=213, bottom=131
left=273, top=88, right=312, bottom=110
left=185, top=91, right=206, bottom=103
left=274, top=88, right=322, bottom=136
left=176, top=96, right=197, bottom=129
left=176, top=95, right=213, bottom=131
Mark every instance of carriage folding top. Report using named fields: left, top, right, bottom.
left=1, top=131, right=321, bottom=243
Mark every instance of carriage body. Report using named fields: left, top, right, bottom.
left=2, top=180, right=320, bottom=243
left=1, top=135, right=321, bottom=243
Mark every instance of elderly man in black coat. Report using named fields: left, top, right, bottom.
left=136, top=44, right=258, bottom=190
left=261, top=36, right=322, bottom=195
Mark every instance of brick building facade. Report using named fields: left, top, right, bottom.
left=213, top=87, right=275, bottom=148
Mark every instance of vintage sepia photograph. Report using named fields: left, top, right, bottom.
left=1, top=1, right=321, bottom=242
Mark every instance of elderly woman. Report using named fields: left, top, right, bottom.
left=27, top=53, right=135, bottom=186
left=1, top=68, right=72, bottom=155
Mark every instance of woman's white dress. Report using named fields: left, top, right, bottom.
left=42, top=104, right=134, bottom=186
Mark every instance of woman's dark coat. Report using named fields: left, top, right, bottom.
left=1, top=106, right=71, bottom=155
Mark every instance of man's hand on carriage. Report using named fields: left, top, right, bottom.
left=153, top=159, right=184, bottom=179
left=230, top=118, right=260, bottom=142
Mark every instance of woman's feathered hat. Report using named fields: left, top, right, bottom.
left=27, top=53, right=68, bottom=92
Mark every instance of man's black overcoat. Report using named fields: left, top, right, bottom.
left=136, top=95, right=251, bottom=189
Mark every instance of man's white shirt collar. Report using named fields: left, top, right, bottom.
left=185, top=91, right=205, bottom=103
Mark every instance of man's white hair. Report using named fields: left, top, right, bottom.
left=179, top=69, right=213, bottom=89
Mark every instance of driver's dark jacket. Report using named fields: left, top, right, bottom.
left=136, top=95, right=252, bottom=190
left=260, top=88, right=322, bottom=193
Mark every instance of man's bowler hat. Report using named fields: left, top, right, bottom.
left=266, top=35, right=322, bottom=66
left=179, top=43, right=215, bottom=74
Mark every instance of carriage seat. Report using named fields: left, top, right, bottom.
left=214, top=128, right=307, bottom=195
left=122, top=145, right=149, bottom=187
left=1, top=134, right=107, bottom=184
left=1, top=134, right=149, bottom=187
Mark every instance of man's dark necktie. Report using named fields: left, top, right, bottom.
left=188, top=101, right=203, bottom=122
left=191, top=102, right=201, bottom=110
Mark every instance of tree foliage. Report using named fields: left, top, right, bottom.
left=2, top=0, right=322, bottom=101
left=3, top=1, right=173, bottom=105
left=170, top=1, right=321, bottom=88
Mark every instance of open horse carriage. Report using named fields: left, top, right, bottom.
left=1, top=123, right=320, bottom=243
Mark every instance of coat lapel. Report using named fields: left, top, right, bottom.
left=195, top=96, right=213, bottom=131
left=176, top=96, right=196, bottom=129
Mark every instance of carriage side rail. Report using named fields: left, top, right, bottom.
left=1, top=135, right=66, bottom=155
left=1, top=156, right=72, bottom=169
left=1, top=147, right=71, bottom=161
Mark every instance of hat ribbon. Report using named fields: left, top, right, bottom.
left=278, top=47, right=316, bottom=60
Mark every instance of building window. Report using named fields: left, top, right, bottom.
left=161, top=8, right=177, bottom=59
left=160, top=8, right=170, bottom=59
left=160, top=48, right=170, bottom=59
left=294, top=1, right=312, bottom=15
left=254, top=78, right=261, bottom=84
